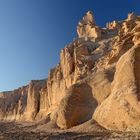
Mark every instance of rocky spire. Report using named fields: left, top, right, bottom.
left=77, top=11, right=102, bottom=40
left=127, top=12, right=137, bottom=21
left=81, top=11, right=95, bottom=25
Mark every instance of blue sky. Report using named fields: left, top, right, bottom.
left=0, top=0, right=140, bottom=91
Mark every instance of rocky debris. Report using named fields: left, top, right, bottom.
left=1, top=122, right=140, bottom=140
left=69, top=119, right=106, bottom=133
left=1, top=11, right=140, bottom=133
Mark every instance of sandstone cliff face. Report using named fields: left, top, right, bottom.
left=1, top=11, right=140, bottom=132
left=23, top=80, right=47, bottom=120
left=0, top=86, right=28, bottom=121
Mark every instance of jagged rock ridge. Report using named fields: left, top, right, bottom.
left=0, top=11, right=140, bottom=132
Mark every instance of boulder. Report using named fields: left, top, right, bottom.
left=56, top=83, right=97, bottom=128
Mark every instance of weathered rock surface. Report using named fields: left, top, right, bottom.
left=23, top=80, right=47, bottom=120
left=0, top=86, right=28, bottom=121
left=94, top=45, right=140, bottom=131
left=0, top=11, right=140, bottom=132
left=56, top=83, right=97, bottom=128
left=88, top=69, right=114, bottom=104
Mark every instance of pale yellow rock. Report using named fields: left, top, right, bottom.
left=56, top=83, right=98, bottom=128
left=60, top=47, right=74, bottom=78
left=23, top=80, right=46, bottom=120
left=88, top=69, right=114, bottom=104
left=94, top=45, right=140, bottom=132
left=77, top=11, right=102, bottom=40
left=47, top=65, right=67, bottom=108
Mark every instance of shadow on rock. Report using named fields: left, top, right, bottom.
left=56, top=83, right=98, bottom=129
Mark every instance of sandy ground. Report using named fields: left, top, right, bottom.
left=0, top=121, right=140, bottom=140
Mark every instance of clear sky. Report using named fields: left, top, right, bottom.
left=0, top=0, right=140, bottom=92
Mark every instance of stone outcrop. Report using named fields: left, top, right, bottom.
left=23, top=80, right=47, bottom=120
left=94, top=45, right=140, bottom=131
left=106, top=21, right=121, bottom=30
left=56, top=83, right=97, bottom=128
left=88, top=69, right=114, bottom=104
left=0, top=11, right=140, bottom=132
left=0, top=86, right=28, bottom=121
left=77, top=11, right=102, bottom=40
left=36, top=86, right=49, bottom=119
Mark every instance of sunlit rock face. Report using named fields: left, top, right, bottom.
left=94, top=45, right=140, bottom=131
left=23, top=80, right=47, bottom=120
left=77, top=11, right=101, bottom=40
left=56, top=83, right=98, bottom=129
left=1, top=11, right=140, bottom=132
left=0, top=86, right=28, bottom=121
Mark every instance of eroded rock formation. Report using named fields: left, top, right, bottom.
left=94, top=45, right=140, bottom=131
left=1, top=11, right=140, bottom=132
left=56, top=83, right=97, bottom=128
